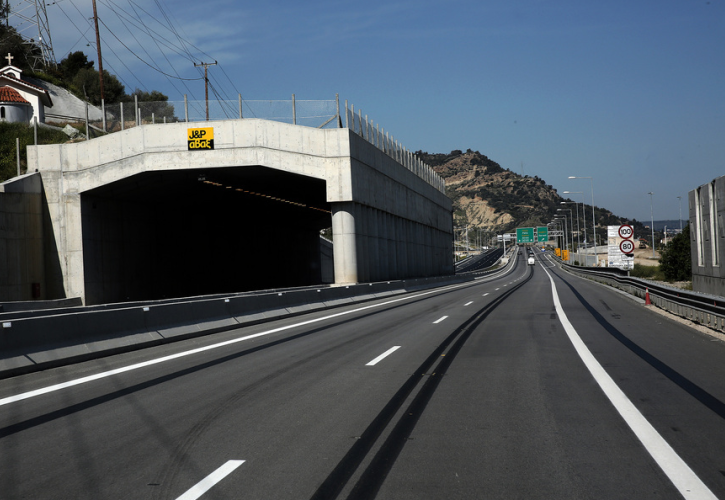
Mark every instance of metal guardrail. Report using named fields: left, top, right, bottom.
left=562, top=262, right=725, bottom=333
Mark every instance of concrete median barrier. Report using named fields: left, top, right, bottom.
left=0, top=270, right=500, bottom=379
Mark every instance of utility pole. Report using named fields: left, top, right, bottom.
left=91, top=0, right=104, bottom=102
left=194, top=60, right=217, bottom=120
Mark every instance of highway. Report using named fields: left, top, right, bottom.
left=2, top=251, right=725, bottom=499
left=455, top=248, right=504, bottom=273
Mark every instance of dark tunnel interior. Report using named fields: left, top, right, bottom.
left=80, top=166, right=331, bottom=305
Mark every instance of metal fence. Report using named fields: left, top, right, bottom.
left=88, top=96, right=341, bottom=132
left=343, top=101, right=445, bottom=194
left=48, top=94, right=444, bottom=194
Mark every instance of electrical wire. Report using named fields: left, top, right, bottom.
left=98, top=18, right=203, bottom=82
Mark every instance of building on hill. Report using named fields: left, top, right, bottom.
left=0, top=54, right=53, bottom=124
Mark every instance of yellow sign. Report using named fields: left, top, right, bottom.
left=188, top=127, right=214, bottom=150
left=555, top=248, right=561, bottom=257
left=563, top=250, right=569, bottom=261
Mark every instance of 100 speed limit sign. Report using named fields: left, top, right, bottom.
left=619, top=225, right=634, bottom=239
left=620, top=239, right=635, bottom=254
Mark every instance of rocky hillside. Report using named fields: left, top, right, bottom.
left=417, top=149, right=644, bottom=236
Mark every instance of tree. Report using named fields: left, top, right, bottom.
left=71, top=68, right=126, bottom=105
left=659, top=225, right=692, bottom=281
left=58, top=51, right=94, bottom=81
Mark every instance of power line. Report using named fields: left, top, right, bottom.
left=98, top=18, right=203, bottom=82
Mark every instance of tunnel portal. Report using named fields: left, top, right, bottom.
left=81, top=166, right=330, bottom=304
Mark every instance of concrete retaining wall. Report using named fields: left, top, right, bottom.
left=0, top=173, right=45, bottom=301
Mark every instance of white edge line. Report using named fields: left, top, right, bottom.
left=176, top=460, right=245, bottom=500
left=366, top=346, right=401, bottom=366
left=1, top=279, right=495, bottom=407
left=540, top=264, right=716, bottom=499
left=433, top=316, right=448, bottom=324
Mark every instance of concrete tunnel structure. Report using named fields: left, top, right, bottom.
left=2, top=119, right=453, bottom=305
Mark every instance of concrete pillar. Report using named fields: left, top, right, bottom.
left=378, top=209, right=388, bottom=281
left=62, top=193, right=86, bottom=301
left=397, top=217, right=408, bottom=278
left=332, top=202, right=358, bottom=284
left=386, top=213, right=396, bottom=278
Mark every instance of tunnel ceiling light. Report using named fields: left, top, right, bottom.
left=201, top=176, right=330, bottom=214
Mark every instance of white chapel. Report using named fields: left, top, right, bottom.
left=0, top=53, right=52, bottom=124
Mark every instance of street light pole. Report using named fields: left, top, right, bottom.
left=569, top=176, right=596, bottom=265
left=558, top=208, right=574, bottom=261
left=677, top=196, right=683, bottom=232
left=648, top=192, right=656, bottom=258
left=563, top=191, right=585, bottom=256
left=561, top=202, right=580, bottom=254
left=555, top=216, right=568, bottom=262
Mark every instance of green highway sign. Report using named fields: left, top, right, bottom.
left=516, top=227, right=535, bottom=244
left=536, top=226, right=549, bottom=242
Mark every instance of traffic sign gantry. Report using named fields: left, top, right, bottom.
left=516, top=227, right=534, bottom=244
left=536, top=226, right=548, bottom=242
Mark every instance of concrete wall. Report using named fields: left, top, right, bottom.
left=25, top=119, right=453, bottom=303
left=0, top=173, right=45, bottom=300
left=333, top=132, right=453, bottom=283
left=690, top=174, right=725, bottom=296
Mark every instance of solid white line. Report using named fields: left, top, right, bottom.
left=464, top=301, right=473, bottom=306
left=366, top=346, right=401, bottom=366
left=176, top=460, right=245, bottom=500
left=2, top=271, right=524, bottom=407
left=540, top=265, right=716, bottom=499
left=1, top=282, right=488, bottom=407
left=433, top=316, right=448, bottom=324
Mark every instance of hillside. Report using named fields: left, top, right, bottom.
left=417, top=149, right=646, bottom=237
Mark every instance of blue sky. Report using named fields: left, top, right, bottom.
left=38, top=0, right=724, bottom=221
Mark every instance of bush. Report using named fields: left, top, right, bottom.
left=0, top=122, right=69, bottom=182
left=630, top=263, right=666, bottom=281
left=659, top=225, right=692, bottom=281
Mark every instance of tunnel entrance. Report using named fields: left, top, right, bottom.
left=80, top=166, right=331, bottom=305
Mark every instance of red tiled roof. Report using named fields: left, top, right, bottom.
left=0, top=86, right=30, bottom=104
left=0, top=71, right=52, bottom=107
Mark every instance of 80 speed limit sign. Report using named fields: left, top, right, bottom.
left=620, top=239, right=635, bottom=254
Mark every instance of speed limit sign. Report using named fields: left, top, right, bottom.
left=620, top=239, right=635, bottom=254
left=619, top=225, right=634, bottom=239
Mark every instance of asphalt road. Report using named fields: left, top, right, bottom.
left=2, top=252, right=725, bottom=499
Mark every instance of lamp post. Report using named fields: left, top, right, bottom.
left=568, top=177, right=596, bottom=264
left=560, top=202, right=580, bottom=254
left=677, top=196, right=683, bottom=232
left=549, top=220, right=561, bottom=254
left=552, top=220, right=563, bottom=251
left=648, top=192, right=656, bottom=258
left=558, top=208, right=574, bottom=261
left=563, top=191, right=585, bottom=252
left=554, top=216, right=568, bottom=261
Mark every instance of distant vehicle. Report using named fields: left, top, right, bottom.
left=528, top=256, right=535, bottom=265
left=518, top=250, right=521, bottom=255
left=639, top=239, right=647, bottom=248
